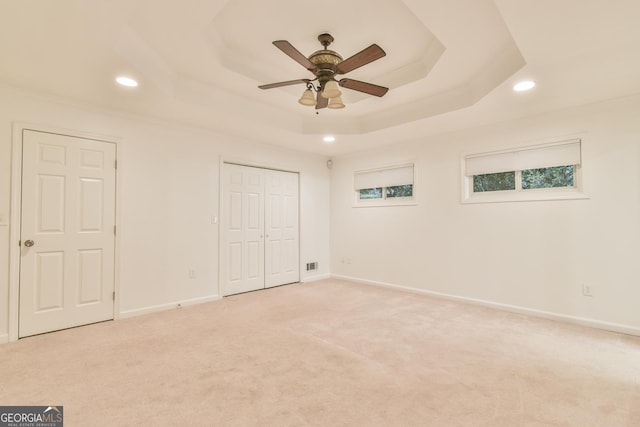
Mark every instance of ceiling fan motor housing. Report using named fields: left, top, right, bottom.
left=309, top=33, right=343, bottom=84
left=309, top=49, right=343, bottom=83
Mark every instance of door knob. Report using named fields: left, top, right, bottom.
left=24, top=239, right=35, bottom=247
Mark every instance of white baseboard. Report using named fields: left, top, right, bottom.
left=301, top=273, right=331, bottom=283
left=0, top=333, right=8, bottom=344
left=118, top=294, right=222, bottom=319
left=332, top=274, right=640, bottom=337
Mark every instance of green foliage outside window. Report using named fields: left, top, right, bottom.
left=386, top=184, right=413, bottom=198
left=473, top=166, right=575, bottom=192
left=359, top=188, right=383, bottom=199
left=359, top=184, right=413, bottom=199
left=473, top=172, right=515, bottom=192
left=521, top=165, right=574, bottom=189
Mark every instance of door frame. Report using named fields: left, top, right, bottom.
left=8, top=122, right=122, bottom=342
left=218, top=158, right=301, bottom=297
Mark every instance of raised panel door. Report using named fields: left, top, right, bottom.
left=19, top=130, right=116, bottom=337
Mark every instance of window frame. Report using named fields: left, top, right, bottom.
left=461, top=139, right=589, bottom=204
left=354, top=163, right=417, bottom=207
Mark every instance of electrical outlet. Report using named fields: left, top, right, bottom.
left=189, top=269, right=197, bottom=279
left=582, top=284, right=594, bottom=297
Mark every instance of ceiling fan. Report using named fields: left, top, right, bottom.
left=258, top=33, right=388, bottom=110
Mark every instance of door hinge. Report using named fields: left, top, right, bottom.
left=114, top=225, right=116, bottom=236
left=114, top=159, right=117, bottom=170
left=113, top=291, right=116, bottom=301
left=18, top=240, right=21, bottom=247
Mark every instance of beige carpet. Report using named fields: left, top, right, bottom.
left=1, top=279, right=639, bottom=426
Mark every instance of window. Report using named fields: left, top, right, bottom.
left=521, top=165, right=574, bottom=189
left=386, top=184, right=414, bottom=198
left=462, top=139, right=586, bottom=203
left=359, top=187, right=383, bottom=199
left=354, top=164, right=414, bottom=206
left=473, top=171, right=515, bottom=192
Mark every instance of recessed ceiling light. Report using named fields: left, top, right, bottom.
left=323, top=135, right=336, bottom=143
left=116, top=76, right=138, bottom=87
left=513, top=80, right=536, bottom=92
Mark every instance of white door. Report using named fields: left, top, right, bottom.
left=221, top=164, right=299, bottom=296
left=265, top=170, right=299, bottom=288
left=222, top=164, right=265, bottom=296
left=19, top=130, right=116, bottom=338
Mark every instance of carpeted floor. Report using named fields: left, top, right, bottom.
left=1, top=279, right=639, bottom=426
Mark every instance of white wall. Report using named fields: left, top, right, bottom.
left=3, top=86, right=639, bottom=342
left=0, top=87, right=331, bottom=341
left=330, top=94, right=640, bottom=334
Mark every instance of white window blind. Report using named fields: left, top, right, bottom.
left=465, top=139, right=581, bottom=176
left=354, top=164, right=414, bottom=190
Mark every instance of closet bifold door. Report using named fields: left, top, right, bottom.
left=221, top=164, right=299, bottom=296
left=221, top=164, right=265, bottom=296
left=264, top=169, right=299, bottom=288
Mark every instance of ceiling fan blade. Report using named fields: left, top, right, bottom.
left=339, top=79, right=388, bottom=97
left=273, top=40, right=315, bottom=71
left=336, top=44, right=386, bottom=74
left=258, top=79, right=310, bottom=90
left=315, top=92, right=328, bottom=109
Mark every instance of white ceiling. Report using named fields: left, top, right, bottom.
left=1, top=0, right=639, bottom=156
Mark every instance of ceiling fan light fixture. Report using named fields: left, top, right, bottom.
left=328, top=95, right=345, bottom=109
left=259, top=34, right=388, bottom=110
left=321, top=80, right=341, bottom=99
left=298, top=88, right=316, bottom=106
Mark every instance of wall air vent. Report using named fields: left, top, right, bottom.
left=306, top=262, right=318, bottom=271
